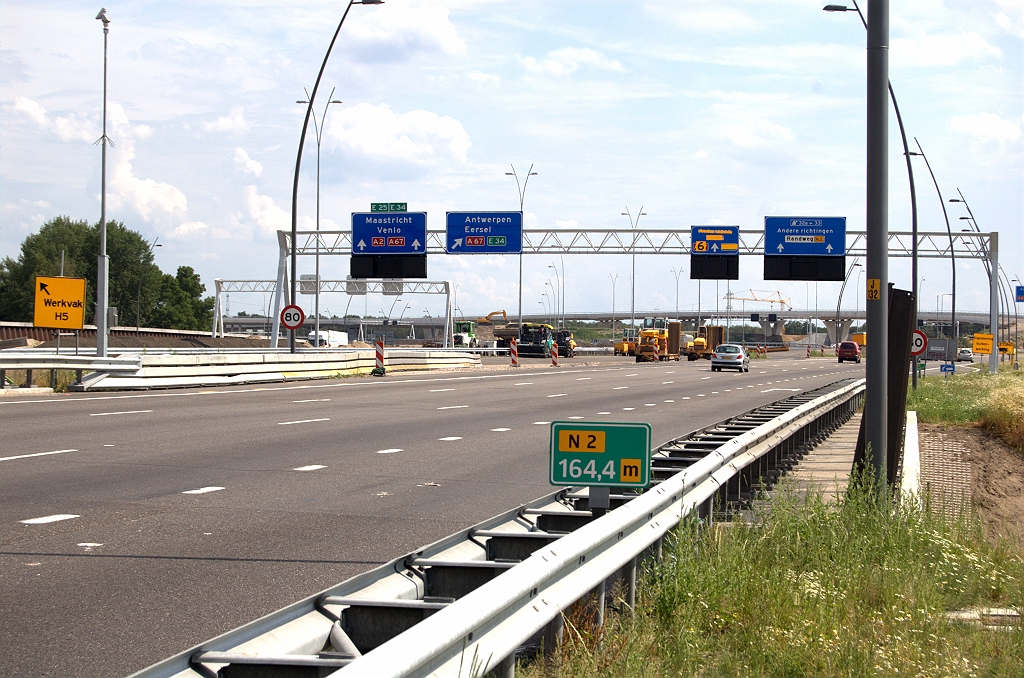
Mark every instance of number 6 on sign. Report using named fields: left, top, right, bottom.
left=280, top=304, right=306, bottom=331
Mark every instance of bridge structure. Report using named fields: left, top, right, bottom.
left=214, top=228, right=1001, bottom=350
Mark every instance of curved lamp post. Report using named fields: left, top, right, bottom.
left=608, top=273, right=619, bottom=340
left=289, top=0, right=383, bottom=353
left=824, top=1, right=920, bottom=387
left=506, top=164, right=538, bottom=331
left=135, top=237, right=160, bottom=334
left=622, top=206, right=647, bottom=333
left=296, top=88, right=343, bottom=349
left=835, top=259, right=861, bottom=344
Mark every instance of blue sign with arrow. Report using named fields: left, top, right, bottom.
left=352, top=212, right=427, bottom=255
left=446, top=212, right=522, bottom=254
left=690, top=225, right=739, bottom=255
left=765, top=217, right=846, bottom=256
left=940, top=363, right=955, bottom=374
left=1016, top=285, right=1024, bottom=303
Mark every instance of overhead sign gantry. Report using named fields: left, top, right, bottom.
left=763, top=216, right=846, bottom=281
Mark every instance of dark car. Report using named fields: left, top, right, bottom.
left=837, top=341, right=861, bottom=363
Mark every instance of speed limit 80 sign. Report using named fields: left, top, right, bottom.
left=911, top=329, right=928, bottom=357
left=280, top=304, right=306, bottom=331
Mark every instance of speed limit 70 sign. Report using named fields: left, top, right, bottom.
left=280, top=304, right=305, bottom=331
left=911, top=329, right=928, bottom=357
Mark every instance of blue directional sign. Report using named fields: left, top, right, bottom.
left=940, top=363, right=955, bottom=374
left=765, top=217, right=846, bottom=256
left=1016, top=285, right=1024, bottom=303
left=446, top=212, right=522, bottom=254
left=352, top=212, right=427, bottom=255
left=690, top=225, right=739, bottom=255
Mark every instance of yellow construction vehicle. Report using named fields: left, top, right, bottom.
left=685, top=325, right=725, bottom=360
left=476, top=310, right=507, bottom=324
left=635, top=318, right=682, bottom=362
left=614, top=328, right=639, bottom=356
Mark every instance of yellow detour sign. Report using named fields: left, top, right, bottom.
left=33, top=276, right=86, bottom=330
left=972, top=333, right=994, bottom=354
left=998, top=342, right=1016, bottom=356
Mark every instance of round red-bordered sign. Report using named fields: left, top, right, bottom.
left=911, top=329, right=928, bottom=356
left=280, top=304, right=306, bottom=331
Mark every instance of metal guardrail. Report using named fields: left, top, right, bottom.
left=129, top=378, right=864, bottom=678
left=0, top=353, right=142, bottom=372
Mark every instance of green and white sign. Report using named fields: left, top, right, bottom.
left=549, top=421, right=651, bottom=488
left=371, top=202, right=408, bottom=212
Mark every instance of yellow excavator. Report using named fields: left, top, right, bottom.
left=476, top=310, right=507, bottom=324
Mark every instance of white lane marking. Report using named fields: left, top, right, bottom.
left=377, top=448, right=403, bottom=454
left=724, top=389, right=731, bottom=392
left=103, top=444, right=114, bottom=447
left=762, top=388, right=801, bottom=393
left=666, top=371, right=676, bottom=374
left=533, top=421, right=550, bottom=425
left=292, top=398, right=330, bottom=403
left=623, top=407, right=635, bottom=411
left=576, top=377, right=591, bottom=381
left=77, top=543, right=103, bottom=550
left=613, top=386, right=629, bottom=390
left=1, top=449, right=76, bottom=463
left=682, top=397, right=690, bottom=400
left=698, top=394, right=705, bottom=397
left=182, top=487, right=224, bottom=494
left=757, top=383, right=764, bottom=386
left=626, top=373, right=637, bottom=377
left=701, top=377, right=710, bottom=380
left=568, top=416, right=584, bottom=419
left=491, top=427, right=511, bottom=432
left=547, top=393, right=568, bottom=398
left=663, top=381, right=674, bottom=384
left=20, top=514, right=79, bottom=525
left=664, top=399, right=675, bottom=403
left=515, top=383, right=533, bottom=386
left=439, top=436, right=463, bottom=441
left=430, top=388, right=455, bottom=392
left=437, top=405, right=469, bottom=410
left=597, top=411, right=611, bottom=415
left=90, top=410, right=152, bottom=417
left=711, top=391, right=719, bottom=394
left=294, top=464, right=327, bottom=472
left=278, top=418, right=330, bottom=425
left=645, top=403, right=656, bottom=407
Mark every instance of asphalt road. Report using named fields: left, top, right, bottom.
left=1, top=352, right=864, bottom=677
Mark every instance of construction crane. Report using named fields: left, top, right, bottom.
left=727, top=289, right=793, bottom=311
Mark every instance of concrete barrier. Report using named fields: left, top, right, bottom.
left=70, top=350, right=480, bottom=391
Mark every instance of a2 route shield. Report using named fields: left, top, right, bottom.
left=549, top=421, right=651, bottom=488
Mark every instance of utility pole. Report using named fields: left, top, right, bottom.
left=95, top=8, right=111, bottom=357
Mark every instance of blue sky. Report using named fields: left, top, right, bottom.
left=3, top=0, right=1021, bottom=322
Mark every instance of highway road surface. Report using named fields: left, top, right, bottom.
left=0, top=352, right=864, bottom=677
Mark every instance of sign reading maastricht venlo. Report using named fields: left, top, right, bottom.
left=33, top=276, right=87, bottom=330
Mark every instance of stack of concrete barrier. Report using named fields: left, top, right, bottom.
left=70, top=350, right=479, bottom=391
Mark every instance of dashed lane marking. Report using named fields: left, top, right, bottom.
left=437, top=405, right=469, bottom=410
left=664, top=400, right=674, bottom=403
left=568, top=416, right=585, bottom=420
left=663, top=381, right=674, bottom=384
left=294, top=465, right=326, bottom=472
left=278, top=418, right=330, bottom=425
left=491, top=428, right=511, bottom=432
left=623, top=407, right=635, bottom=411
left=613, top=386, right=629, bottom=390
left=439, top=436, right=463, bottom=441
left=182, top=487, right=224, bottom=495
left=430, top=388, right=455, bottom=392
left=597, top=411, right=611, bottom=415
left=533, top=421, right=550, bottom=425
left=576, top=377, right=591, bottom=381
left=547, top=394, right=568, bottom=398
left=514, top=383, right=533, bottom=386
left=20, top=514, right=79, bottom=524
left=377, top=448, right=403, bottom=454
left=90, top=410, right=152, bottom=417
left=1, top=449, right=76, bottom=463
left=645, top=403, right=656, bottom=407
left=292, top=398, right=330, bottom=403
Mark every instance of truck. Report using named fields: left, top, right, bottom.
left=635, top=318, right=683, bottom=362
left=518, top=322, right=555, bottom=357
left=852, top=332, right=867, bottom=348
left=453, top=320, right=477, bottom=347
left=614, top=328, right=639, bottom=356
left=685, top=325, right=725, bottom=361
left=306, top=330, right=348, bottom=348
left=554, top=329, right=577, bottom=357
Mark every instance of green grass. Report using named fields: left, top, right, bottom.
left=520, top=479, right=1023, bottom=678
left=908, top=369, right=1024, bottom=449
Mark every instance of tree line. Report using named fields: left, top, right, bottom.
left=0, top=216, right=214, bottom=331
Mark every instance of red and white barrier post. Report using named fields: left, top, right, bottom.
left=806, top=344, right=811, bottom=358
left=510, top=338, right=519, bottom=367
left=376, top=338, right=385, bottom=370
left=551, top=342, right=559, bottom=367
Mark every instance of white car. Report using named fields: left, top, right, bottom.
left=711, top=344, right=750, bottom=372
left=957, top=348, right=973, bottom=362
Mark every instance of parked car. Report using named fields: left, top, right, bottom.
left=711, top=343, right=749, bottom=372
left=957, top=347, right=974, bottom=362
left=837, top=341, right=861, bottom=363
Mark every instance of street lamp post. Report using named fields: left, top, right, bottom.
left=622, top=207, right=647, bottom=334
left=296, top=89, right=343, bottom=349
left=136, top=237, right=161, bottom=335
left=608, top=273, right=619, bottom=340
left=670, top=267, right=683, bottom=315
left=95, top=8, right=112, bottom=358
left=506, top=164, right=538, bottom=332
left=548, top=262, right=563, bottom=329
left=289, top=0, right=383, bottom=354
left=825, top=0, right=919, bottom=390
left=836, top=259, right=862, bottom=344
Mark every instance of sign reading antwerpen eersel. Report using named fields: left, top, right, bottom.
left=352, top=212, right=427, bottom=255
left=765, top=217, right=846, bottom=256
left=446, top=212, right=522, bottom=254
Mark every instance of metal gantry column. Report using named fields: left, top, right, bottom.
left=989, top=232, right=999, bottom=374
left=211, top=280, right=222, bottom=338
left=271, top=236, right=288, bottom=349
left=865, top=0, right=890, bottom=488
left=444, top=281, right=453, bottom=349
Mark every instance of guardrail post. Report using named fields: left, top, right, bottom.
left=75, top=369, right=83, bottom=386
left=22, top=369, right=33, bottom=388
left=543, top=613, right=563, bottom=671
left=0, top=369, right=5, bottom=388
left=623, top=556, right=637, bottom=612
left=494, top=653, right=515, bottom=678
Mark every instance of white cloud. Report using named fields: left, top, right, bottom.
left=555, top=219, right=579, bottom=229
left=722, top=119, right=794, bottom=148
left=14, top=96, right=47, bottom=126
left=14, top=96, right=96, bottom=142
left=645, top=3, right=758, bottom=33
left=949, top=112, right=1022, bottom=144
left=694, top=150, right=708, bottom=160
left=233, top=147, right=263, bottom=176
left=346, top=1, right=465, bottom=61
left=204, top=107, right=249, bottom=133
left=173, top=221, right=210, bottom=238
left=891, top=32, right=1001, bottom=67
left=326, top=103, right=470, bottom=164
left=994, top=0, right=1024, bottom=38
left=245, top=185, right=288, bottom=236
left=521, top=47, right=626, bottom=77
left=467, top=71, right=501, bottom=85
